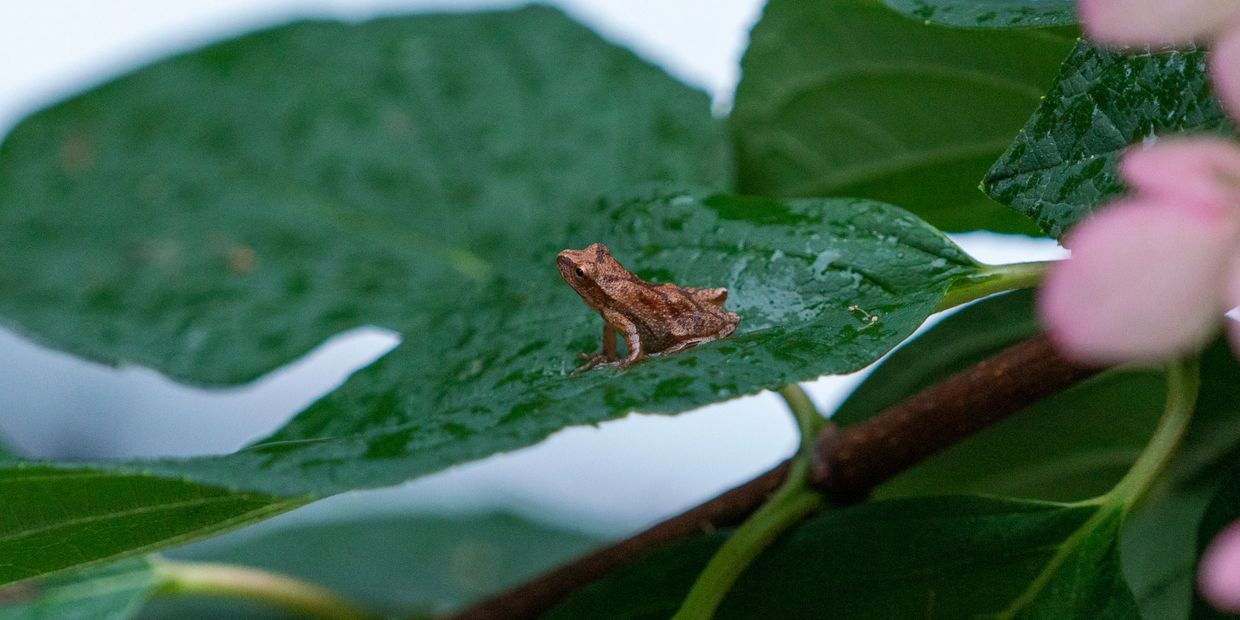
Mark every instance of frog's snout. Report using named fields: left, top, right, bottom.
left=556, top=252, right=577, bottom=280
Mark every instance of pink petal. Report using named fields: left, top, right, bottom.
left=1201, top=520, right=1240, bottom=613
left=1119, top=137, right=1240, bottom=218
left=1211, top=25, right=1240, bottom=124
left=1078, top=0, right=1240, bottom=46
left=1039, top=198, right=1236, bottom=364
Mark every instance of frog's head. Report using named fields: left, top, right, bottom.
left=557, top=243, right=621, bottom=307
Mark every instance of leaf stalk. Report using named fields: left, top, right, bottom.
left=150, top=558, right=378, bottom=620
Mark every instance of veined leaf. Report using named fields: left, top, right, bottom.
left=0, top=466, right=297, bottom=586
left=546, top=495, right=1137, bottom=619
left=984, top=42, right=1234, bottom=237
left=879, top=0, right=1077, bottom=28
left=731, top=0, right=1075, bottom=233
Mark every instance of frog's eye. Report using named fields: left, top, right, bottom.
left=574, top=267, right=586, bottom=279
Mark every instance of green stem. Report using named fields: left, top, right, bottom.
left=151, top=558, right=378, bottom=620
left=671, top=386, right=828, bottom=620
left=1103, top=358, right=1200, bottom=511
left=670, top=486, right=823, bottom=620
left=936, top=260, right=1051, bottom=312
left=777, top=384, right=826, bottom=452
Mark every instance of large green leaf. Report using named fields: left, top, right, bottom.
left=0, top=7, right=983, bottom=585
left=0, top=466, right=298, bottom=586
left=0, top=512, right=602, bottom=620
left=879, top=0, right=1077, bottom=28
left=834, top=290, right=1166, bottom=502
left=128, top=192, right=979, bottom=496
left=730, top=0, right=1075, bottom=233
left=546, top=495, right=1137, bottom=619
left=0, top=559, right=159, bottom=620
left=984, top=42, right=1234, bottom=237
left=0, top=7, right=728, bottom=385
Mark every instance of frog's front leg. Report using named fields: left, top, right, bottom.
left=602, top=323, right=617, bottom=361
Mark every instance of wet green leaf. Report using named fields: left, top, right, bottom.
left=546, top=495, right=1137, bottom=619
left=835, top=290, right=1166, bottom=502
left=984, top=42, right=1234, bottom=237
left=879, top=0, right=1077, bottom=28
left=133, top=193, right=979, bottom=496
left=0, top=559, right=158, bottom=620
left=731, top=0, right=1075, bottom=233
left=0, top=6, right=982, bottom=586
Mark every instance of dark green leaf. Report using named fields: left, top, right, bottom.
left=984, top=42, right=1234, bottom=237
left=879, top=0, right=1077, bottom=28
left=0, top=559, right=158, bottom=620
left=0, top=466, right=296, bottom=586
left=1192, top=467, right=1240, bottom=619
left=546, top=495, right=1137, bottom=619
left=142, top=512, right=603, bottom=618
left=1122, top=344, right=1240, bottom=620
left=835, top=290, right=1166, bottom=502
left=731, top=0, right=1075, bottom=233
left=0, top=6, right=983, bottom=585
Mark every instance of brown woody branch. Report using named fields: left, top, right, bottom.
left=450, top=333, right=1102, bottom=620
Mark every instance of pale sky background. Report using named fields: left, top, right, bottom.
left=0, top=1, right=1065, bottom=535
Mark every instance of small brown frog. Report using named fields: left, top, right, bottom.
left=557, top=243, right=740, bottom=370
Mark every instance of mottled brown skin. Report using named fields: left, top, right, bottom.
left=557, top=243, right=740, bottom=370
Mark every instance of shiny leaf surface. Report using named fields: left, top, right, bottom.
left=984, top=42, right=1234, bottom=237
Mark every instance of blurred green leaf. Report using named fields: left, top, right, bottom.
left=984, top=42, right=1234, bottom=237
left=546, top=496, right=1137, bottom=618
left=731, top=0, right=1075, bottom=233
left=0, top=559, right=158, bottom=620
left=879, top=0, right=1077, bottom=28
left=1122, top=344, right=1240, bottom=620
left=1192, top=467, right=1240, bottom=619
left=834, top=290, right=1165, bottom=502
left=142, top=512, right=603, bottom=619
left=0, top=7, right=984, bottom=585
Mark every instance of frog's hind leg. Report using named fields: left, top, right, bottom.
left=686, top=287, right=728, bottom=306
left=617, top=319, right=645, bottom=369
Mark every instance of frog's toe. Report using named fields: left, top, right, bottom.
left=573, top=352, right=614, bottom=373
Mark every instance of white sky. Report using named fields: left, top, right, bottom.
left=0, top=1, right=1065, bottom=535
